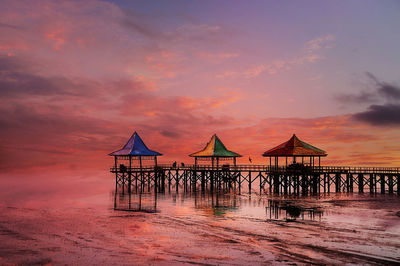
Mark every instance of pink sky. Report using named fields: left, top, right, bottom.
left=1, top=0, right=400, bottom=175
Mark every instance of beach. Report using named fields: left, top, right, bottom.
left=1, top=173, right=399, bottom=265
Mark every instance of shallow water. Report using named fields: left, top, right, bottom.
left=1, top=174, right=399, bottom=265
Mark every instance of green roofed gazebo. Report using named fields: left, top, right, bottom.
left=190, top=134, right=241, bottom=169
left=262, top=134, right=327, bottom=169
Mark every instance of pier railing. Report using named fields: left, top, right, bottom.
left=110, top=164, right=400, bottom=174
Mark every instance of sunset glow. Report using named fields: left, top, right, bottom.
left=1, top=1, right=400, bottom=171
left=2, top=2, right=400, bottom=265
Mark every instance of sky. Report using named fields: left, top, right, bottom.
left=1, top=0, right=400, bottom=175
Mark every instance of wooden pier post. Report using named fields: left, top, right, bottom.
left=327, top=174, right=331, bottom=193
left=168, top=170, right=171, bottom=192
left=380, top=174, right=385, bottom=194
left=161, top=170, right=166, bottom=193
left=154, top=170, right=158, bottom=193
left=301, top=175, right=306, bottom=195
left=397, top=175, right=400, bottom=196
left=388, top=175, right=393, bottom=194
left=184, top=170, right=187, bottom=192
left=139, top=156, right=143, bottom=192
left=350, top=174, right=354, bottom=192
left=269, top=174, right=273, bottom=194
left=114, top=168, right=118, bottom=210
left=238, top=172, right=241, bottom=194
left=312, top=174, right=318, bottom=194
left=260, top=172, right=263, bottom=195
left=274, top=174, right=280, bottom=194
left=176, top=169, right=179, bottom=192
left=147, top=172, right=151, bottom=192
left=283, top=174, right=288, bottom=195
left=128, top=156, right=132, bottom=194
left=358, top=174, right=364, bottom=193
left=193, top=171, right=197, bottom=193
left=335, top=173, right=341, bottom=193
left=369, top=174, right=374, bottom=194
left=210, top=171, right=214, bottom=192
left=121, top=172, right=125, bottom=194
left=248, top=171, right=252, bottom=194
left=201, top=171, right=205, bottom=192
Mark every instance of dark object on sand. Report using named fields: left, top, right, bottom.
left=284, top=205, right=302, bottom=218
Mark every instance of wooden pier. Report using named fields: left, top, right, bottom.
left=110, top=132, right=400, bottom=197
left=111, top=164, right=400, bottom=195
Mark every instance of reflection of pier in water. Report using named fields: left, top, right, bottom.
left=114, top=190, right=158, bottom=213
left=114, top=187, right=323, bottom=222
left=114, top=188, right=242, bottom=214
left=267, top=199, right=323, bottom=221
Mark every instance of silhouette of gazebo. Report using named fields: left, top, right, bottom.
left=190, top=134, right=241, bottom=169
left=109, top=131, right=162, bottom=171
left=262, top=134, right=327, bottom=169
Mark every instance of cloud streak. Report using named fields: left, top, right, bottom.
left=337, top=72, right=400, bottom=126
left=218, top=34, right=334, bottom=79
left=353, top=104, right=400, bottom=125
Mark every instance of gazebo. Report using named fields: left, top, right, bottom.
left=262, top=134, right=327, bottom=169
left=109, top=131, right=162, bottom=171
left=189, top=134, right=241, bottom=169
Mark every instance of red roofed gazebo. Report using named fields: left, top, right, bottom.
left=262, top=134, right=327, bottom=169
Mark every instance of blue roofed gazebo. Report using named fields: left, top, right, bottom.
left=109, top=131, right=162, bottom=171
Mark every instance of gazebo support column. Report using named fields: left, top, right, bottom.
left=269, top=157, right=272, bottom=171
left=114, top=156, right=118, bottom=209
left=211, top=157, right=215, bottom=192
left=139, top=156, right=144, bottom=192
left=128, top=155, right=132, bottom=194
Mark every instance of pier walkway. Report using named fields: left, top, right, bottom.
left=111, top=164, right=400, bottom=195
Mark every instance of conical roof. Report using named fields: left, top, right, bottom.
left=262, top=134, right=327, bottom=157
left=109, top=132, right=162, bottom=156
left=189, top=134, right=241, bottom=157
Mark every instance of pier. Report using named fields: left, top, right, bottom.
left=111, top=164, right=400, bottom=195
left=110, top=132, right=400, bottom=198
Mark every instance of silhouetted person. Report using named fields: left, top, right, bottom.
left=181, top=162, right=185, bottom=167
left=249, top=157, right=252, bottom=163
left=120, top=164, right=127, bottom=172
left=172, top=161, right=177, bottom=168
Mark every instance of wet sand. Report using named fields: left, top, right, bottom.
left=0, top=174, right=400, bottom=265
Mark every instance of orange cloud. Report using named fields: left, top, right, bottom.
left=45, top=28, right=66, bottom=50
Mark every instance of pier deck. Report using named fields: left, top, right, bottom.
left=111, top=164, right=400, bottom=195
